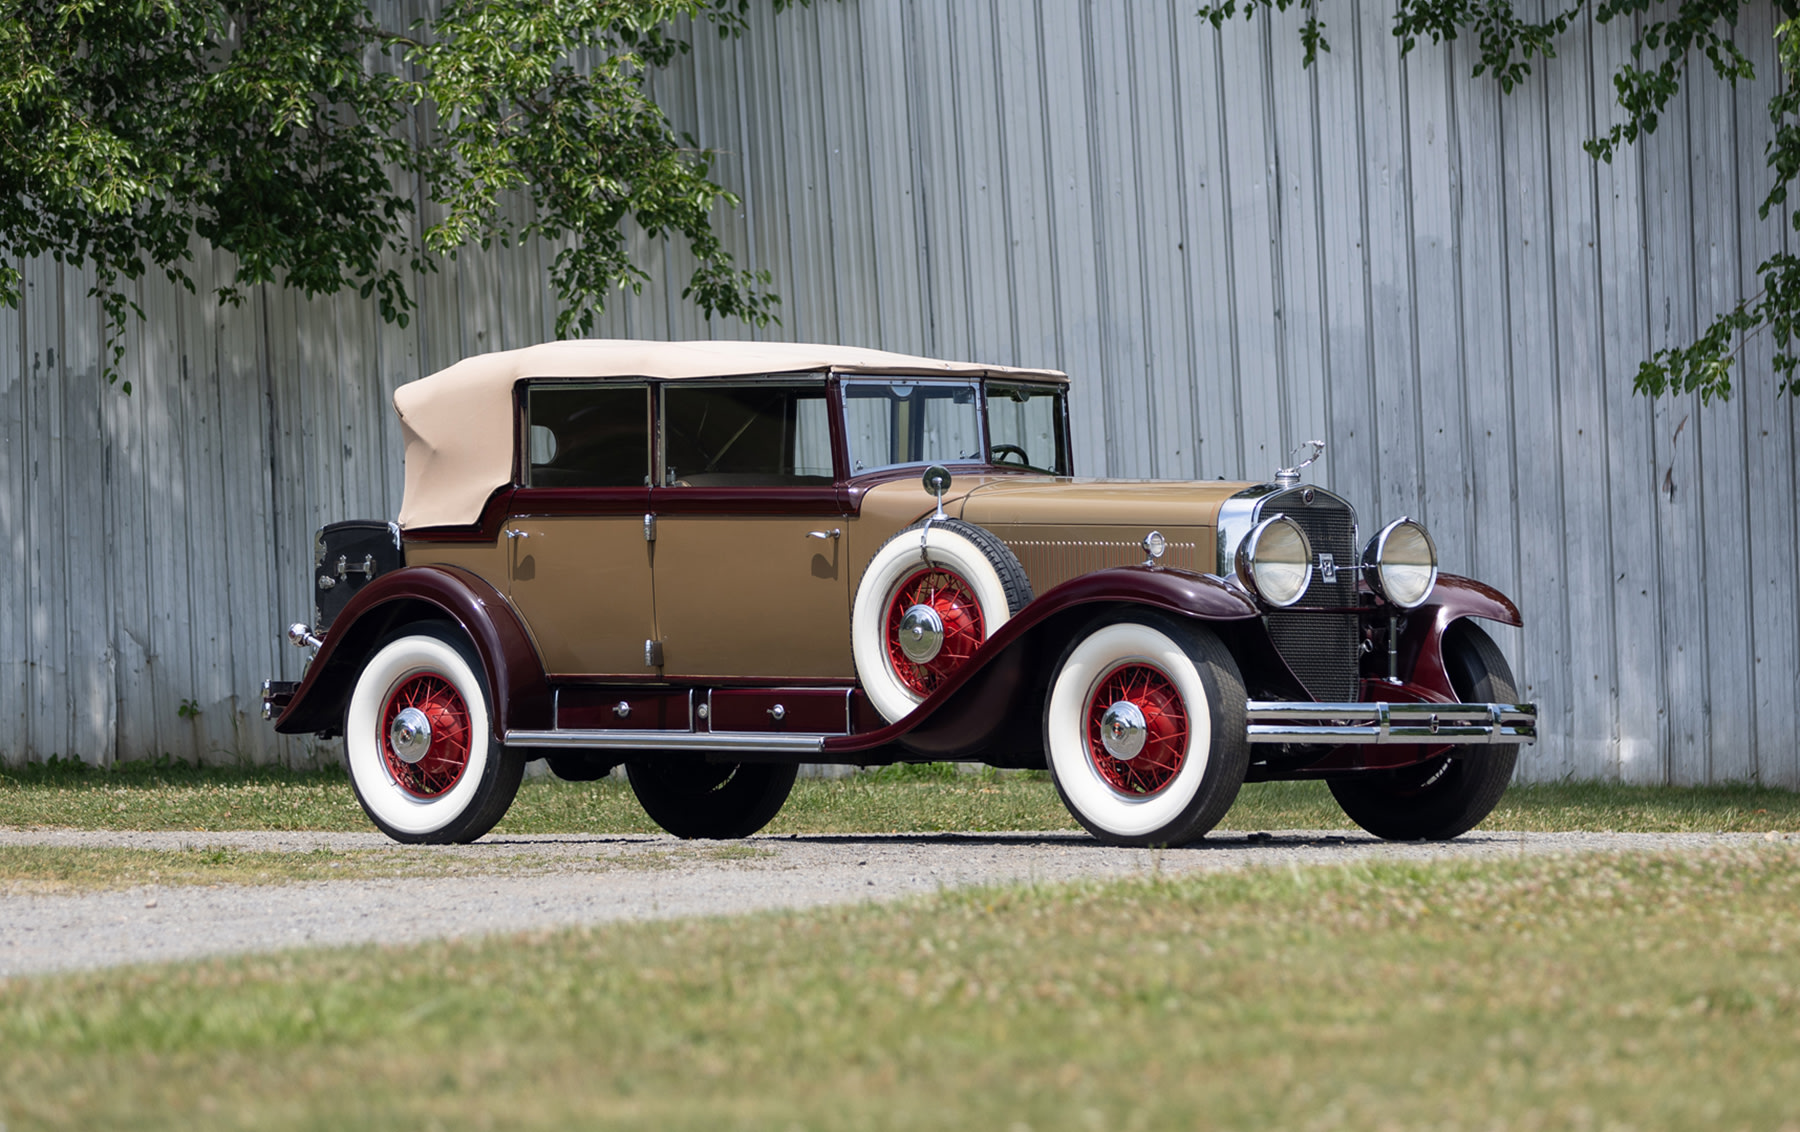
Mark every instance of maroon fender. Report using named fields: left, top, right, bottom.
left=1396, top=573, right=1524, bottom=702
left=825, top=566, right=1259, bottom=756
left=273, top=565, right=552, bottom=740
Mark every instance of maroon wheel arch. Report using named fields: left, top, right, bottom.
left=272, top=564, right=551, bottom=739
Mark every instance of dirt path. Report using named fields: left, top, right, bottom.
left=0, top=829, right=1782, bottom=977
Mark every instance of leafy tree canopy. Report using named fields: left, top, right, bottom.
left=0, top=0, right=794, bottom=390
left=1198, top=0, right=1800, bottom=403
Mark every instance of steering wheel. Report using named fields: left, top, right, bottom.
left=992, top=443, right=1031, bottom=466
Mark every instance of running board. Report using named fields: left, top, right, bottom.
left=1245, top=701, right=1537, bottom=745
left=505, top=728, right=828, bottom=754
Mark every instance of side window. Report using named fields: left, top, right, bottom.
left=524, top=384, right=649, bottom=488
left=987, top=382, right=1069, bottom=475
left=662, top=382, right=834, bottom=487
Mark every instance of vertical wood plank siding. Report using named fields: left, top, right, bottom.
left=2, top=0, right=1795, bottom=783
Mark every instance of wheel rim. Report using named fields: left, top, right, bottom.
left=1086, top=663, right=1189, bottom=796
left=379, top=672, right=473, bottom=799
left=884, top=566, right=986, bottom=697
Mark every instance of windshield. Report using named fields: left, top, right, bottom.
left=842, top=379, right=984, bottom=474
left=987, top=382, right=1068, bottom=474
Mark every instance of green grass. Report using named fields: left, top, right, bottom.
left=0, top=843, right=775, bottom=895
left=5, top=757, right=1800, bottom=836
left=3, top=845, right=1797, bottom=1129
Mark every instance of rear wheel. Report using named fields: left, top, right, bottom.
left=1043, top=611, right=1249, bottom=847
left=1328, top=623, right=1520, bottom=840
left=544, top=753, right=620, bottom=782
left=344, top=628, right=525, bottom=844
left=626, top=756, right=797, bottom=839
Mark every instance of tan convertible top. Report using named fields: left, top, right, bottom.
left=393, top=339, right=1068, bottom=530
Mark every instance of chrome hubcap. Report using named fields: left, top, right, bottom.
left=388, top=706, right=433, bottom=765
left=1098, top=700, right=1148, bottom=761
left=897, top=603, right=946, bottom=663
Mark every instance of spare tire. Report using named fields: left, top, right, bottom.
left=852, top=518, right=1032, bottom=723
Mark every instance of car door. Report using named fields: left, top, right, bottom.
left=504, top=381, right=657, bottom=677
left=649, top=377, right=853, bottom=680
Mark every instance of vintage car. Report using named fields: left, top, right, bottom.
left=264, top=340, right=1536, bottom=847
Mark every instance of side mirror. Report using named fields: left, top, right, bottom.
left=922, top=464, right=952, bottom=519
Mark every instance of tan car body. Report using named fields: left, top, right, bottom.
left=408, top=476, right=1247, bottom=682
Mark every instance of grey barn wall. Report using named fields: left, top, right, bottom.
left=2, top=0, right=1796, bottom=783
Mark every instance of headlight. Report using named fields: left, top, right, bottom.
left=1235, top=515, right=1313, bottom=607
left=1362, top=518, right=1438, bottom=608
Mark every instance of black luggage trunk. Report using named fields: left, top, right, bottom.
left=314, top=520, right=403, bottom=631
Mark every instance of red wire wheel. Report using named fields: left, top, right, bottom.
left=883, top=566, right=987, bottom=698
left=378, top=673, right=473, bottom=799
left=1086, top=663, right=1190, bottom=796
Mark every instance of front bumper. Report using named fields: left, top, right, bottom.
left=1245, top=701, right=1537, bottom=745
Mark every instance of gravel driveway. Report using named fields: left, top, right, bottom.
left=0, top=829, right=1782, bottom=977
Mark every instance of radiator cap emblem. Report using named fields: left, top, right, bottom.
left=1274, top=440, right=1325, bottom=487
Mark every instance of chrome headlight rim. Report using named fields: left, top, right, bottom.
left=1234, top=515, right=1315, bottom=608
left=1361, top=517, right=1439, bottom=609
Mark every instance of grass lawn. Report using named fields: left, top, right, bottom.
left=3, top=757, right=1800, bottom=836
left=2, top=845, right=1796, bottom=1129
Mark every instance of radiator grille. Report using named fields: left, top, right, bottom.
left=1260, top=490, right=1361, bottom=702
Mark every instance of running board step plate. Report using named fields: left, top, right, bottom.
left=505, top=729, right=827, bottom=754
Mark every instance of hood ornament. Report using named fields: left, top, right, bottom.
left=1274, top=440, right=1325, bottom=488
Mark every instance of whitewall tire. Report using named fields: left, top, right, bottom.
left=343, top=629, right=525, bottom=844
left=1043, top=612, right=1248, bottom=846
left=851, top=519, right=1033, bottom=723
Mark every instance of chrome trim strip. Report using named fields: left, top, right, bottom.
left=1244, top=701, right=1537, bottom=745
left=505, top=728, right=827, bottom=753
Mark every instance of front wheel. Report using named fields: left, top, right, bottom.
left=344, top=628, right=525, bottom=844
left=1328, top=623, right=1520, bottom=840
left=626, top=756, right=797, bottom=839
left=1043, top=611, right=1249, bottom=847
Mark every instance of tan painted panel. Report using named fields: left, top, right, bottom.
left=960, top=477, right=1254, bottom=528
left=506, top=517, right=656, bottom=676
left=653, top=516, right=852, bottom=679
left=403, top=541, right=510, bottom=594
left=988, top=524, right=1214, bottom=593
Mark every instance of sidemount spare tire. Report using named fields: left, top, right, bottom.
left=851, top=518, right=1033, bottom=723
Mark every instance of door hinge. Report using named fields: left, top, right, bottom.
left=645, top=639, right=664, bottom=667
left=643, top=513, right=656, bottom=542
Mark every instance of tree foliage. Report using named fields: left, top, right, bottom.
left=0, top=0, right=792, bottom=390
left=1198, top=0, right=1800, bottom=402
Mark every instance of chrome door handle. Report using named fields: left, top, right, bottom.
left=805, top=529, right=841, bottom=540
left=504, top=529, right=530, bottom=540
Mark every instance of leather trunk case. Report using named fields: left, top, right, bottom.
left=314, top=520, right=404, bottom=631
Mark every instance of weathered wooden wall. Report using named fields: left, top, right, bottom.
left=3, top=0, right=1796, bottom=783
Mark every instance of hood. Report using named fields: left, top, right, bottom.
left=957, top=477, right=1259, bottom=528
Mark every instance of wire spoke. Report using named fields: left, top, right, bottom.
left=1085, top=663, right=1190, bottom=797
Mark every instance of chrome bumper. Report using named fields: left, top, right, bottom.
left=1245, top=701, right=1537, bottom=745
left=261, top=679, right=299, bottom=721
